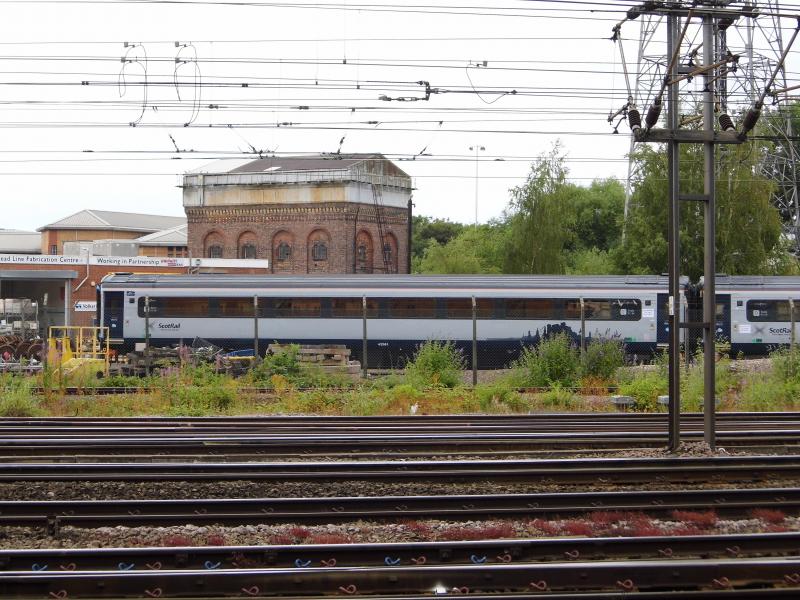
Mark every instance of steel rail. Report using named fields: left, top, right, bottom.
left=3, top=559, right=800, bottom=598
left=4, top=487, right=800, bottom=531
left=1, top=455, right=799, bottom=482
left=2, top=533, right=800, bottom=572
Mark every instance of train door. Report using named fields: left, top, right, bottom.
left=714, top=294, right=732, bottom=345
left=103, top=291, right=124, bottom=342
left=656, top=293, right=671, bottom=346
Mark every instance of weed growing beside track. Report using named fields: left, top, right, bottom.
left=3, top=342, right=800, bottom=417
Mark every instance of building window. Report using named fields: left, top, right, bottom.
left=167, top=246, right=187, bottom=258
left=239, top=243, right=257, bottom=259
left=357, top=244, right=367, bottom=262
left=277, top=242, right=292, bottom=261
left=383, top=243, right=392, bottom=265
left=312, top=241, right=328, bottom=261
left=208, top=245, right=223, bottom=259
left=50, top=244, right=58, bottom=255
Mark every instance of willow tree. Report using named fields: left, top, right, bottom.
left=614, top=142, right=785, bottom=280
left=504, top=146, right=577, bottom=274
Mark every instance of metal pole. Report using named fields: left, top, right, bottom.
left=253, top=295, right=259, bottom=361
left=667, top=12, right=681, bottom=452
left=474, top=147, right=479, bottom=225
left=144, top=295, right=151, bottom=377
left=472, top=296, right=478, bottom=386
left=362, top=296, right=368, bottom=379
left=580, top=297, right=586, bottom=355
left=702, top=13, right=716, bottom=450
left=791, top=298, right=796, bottom=354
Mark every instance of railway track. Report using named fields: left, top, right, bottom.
left=2, top=487, right=799, bottom=531
left=1, top=532, right=798, bottom=572
left=1, top=454, right=799, bottom=483
left=3, top=416, right=800, bottom=598
left=2, top=413, right=800, bottom=458
left=3, top=558, right=800, bottom=598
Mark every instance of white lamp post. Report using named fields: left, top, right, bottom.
left=469, top=145, right=485, bottom=226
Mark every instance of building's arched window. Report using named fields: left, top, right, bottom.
left=382, top=243, right=392, bottom=265
left=239, top=243, right=257, bottom=259
left=312, top=241, right=328, bottom=261
left=355, top=230, right=373, bottom=274
left=208, top=245, right=223, bottom=259
left=277, top=242, right=292, bottom=261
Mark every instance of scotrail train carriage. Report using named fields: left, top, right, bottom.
left=97, top=274, right=672, bottom=368
left=96, top=273, right=800, bottom=367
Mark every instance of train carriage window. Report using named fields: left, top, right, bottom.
left=271, top=298, right=322, bottom=318
left=444, top=298, right=494, bottom=319
left=747, top=299, right=800, bottom=322
left=505, top=299, right=557, bottom=319
left=388, top=298, right=436, bottom=318
left=568, top=299, right=641, bottom=321
left=216, top=297, right=254, bottom=317
left=330, top=298, right=379, bottom=318
left=137, top=297, right=209, bottom=318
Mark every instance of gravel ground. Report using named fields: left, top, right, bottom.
left=0, top=514, right=797, bottom=550
left=1, top=470, right=796, bottom=502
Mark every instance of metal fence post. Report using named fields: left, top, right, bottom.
left=253, top=295, right=259, bottom=361
left=144, top=295, right=151, bottom=376
left=362, top=296, right=368, bottom=379
left=472, top=295, right=478, bottom=386
left=579, top=297, right=586, bottom=355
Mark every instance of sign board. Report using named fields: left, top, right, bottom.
left=74, top=301, right=97, bottom=312
left=0, top=254, right=268, bottom=269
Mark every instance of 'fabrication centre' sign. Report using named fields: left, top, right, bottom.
left=0, top=254, right=269, bottom=269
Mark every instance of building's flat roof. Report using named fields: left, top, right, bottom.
left=0, top=230, right=40, bottom=254
left=0, top=270, right=78, bottom=280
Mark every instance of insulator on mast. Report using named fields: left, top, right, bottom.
left=645, top=97, right=663, bottom=130
left=628, top=108, right=642, bottom=131
left=718, top=113, right=736, bottom=132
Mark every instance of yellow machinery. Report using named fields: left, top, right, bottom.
left=47, top=326, right=110, bottom=382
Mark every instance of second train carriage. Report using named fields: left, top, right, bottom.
left=97, top=274, right=671, bottom=368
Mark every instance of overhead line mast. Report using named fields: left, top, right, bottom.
left=611, top=0, right=799, bottom=452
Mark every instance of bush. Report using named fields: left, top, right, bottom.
left=404, top=341, right=464, bottom=388
left=580, top=337, right=624, bottom=381
left=681, top=354, right=738, bottom=412
left=535, top=383, right=578, bottom=410
left=515, top=333, right=579, bottom=388
left=771, top=348, right=800, bottom=384
left=618, top=372, right=667, bottom=412
left=158, top=363, right=237, bottom=415
left=101, top=374, right=144, bottom=389
left=738, top=373, right=799, bottom=411
left=0, top=377, right=42, bottom=417
left=474, top=379, right=527, bottom=413
left=248, top=345, right=352, bottom=389
left=249, top=345, right=302, bottom=383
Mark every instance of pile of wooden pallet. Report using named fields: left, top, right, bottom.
left=268, top=344, right=361, bottom=374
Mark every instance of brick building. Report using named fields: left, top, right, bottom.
left=183, top=154, right=413, bottom=274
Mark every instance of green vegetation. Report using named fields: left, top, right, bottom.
left=8, top=341, right=800, bottom=417
left=411, top=137, right=798, bottom=277
left=513, top=333, right=625, bottom=390
left=0, top=375, right=42, bottom=417
left=403, top=340, right=465, bottom=388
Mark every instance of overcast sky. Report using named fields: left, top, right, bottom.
left=0, top=0, right=794, bottom=232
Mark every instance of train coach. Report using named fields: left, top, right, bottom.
left=96, top=273, right=800, bottom=367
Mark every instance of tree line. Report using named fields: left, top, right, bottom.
left=413, top=140, right=799, bottom=279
